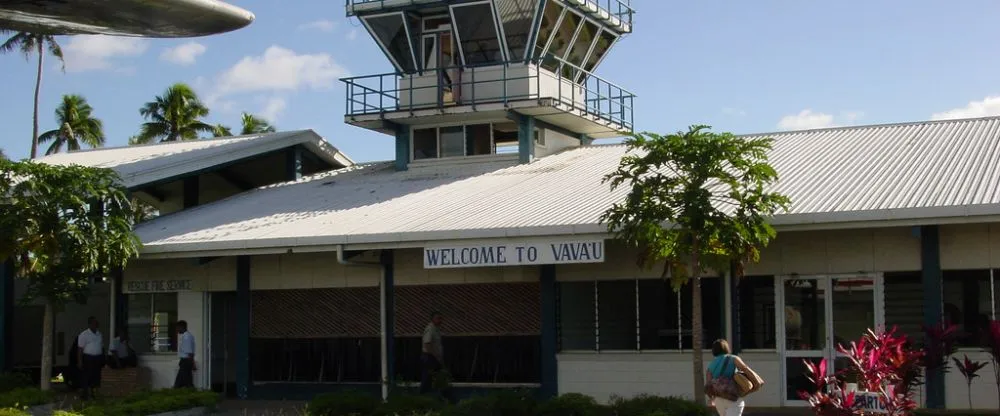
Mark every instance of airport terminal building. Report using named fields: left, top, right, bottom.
left=4, top=0, right=1000, bottom=411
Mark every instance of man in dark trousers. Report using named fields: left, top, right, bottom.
left=173, top=320, right=196, bottom=388
left=420, top=311, right=445, bottom=395
left=76, top=316, right=104, bottom=400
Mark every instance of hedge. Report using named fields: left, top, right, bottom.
left=75, top=388, right=219, bottom=416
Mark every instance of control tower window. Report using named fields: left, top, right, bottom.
left=541, top=9, right=581, bottom=72
left=495, top=0, right=536, bottom=61
left=363, top=13, right=418, bottom=73
left=533, top=0, right=564, bottom=61
left=583, top=29, right=617, bottom=74
left=452, top=2, right=505, bottom=66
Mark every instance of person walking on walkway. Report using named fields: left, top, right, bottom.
left=705, top=339, right=764, bottom=416
left=420, top=311, right=445, bottom=395
left=76, top=316, right=104, bottom=400
left=174, top=320, right=196, bottom=388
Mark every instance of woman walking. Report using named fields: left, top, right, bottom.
left=705, top=339, right=764, bottom=416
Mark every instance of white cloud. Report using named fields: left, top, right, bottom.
left=298, top=19, right=337, bottom=32
left=160, top=41, right=207, bottom=66
left=211, top=46, right=349, bottom=98
left=777, top=109, right=835, bottom=130
left=62, top=35, right=147, bottom=72
left=260, top=96, right=287, bottom=121
left=347, top=29, right=359, bottom=41
left=931, top=96, right=1000, bottom=120
left=722, top=107, right=746, bottom=117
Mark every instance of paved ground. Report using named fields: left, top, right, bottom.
left=217, top=400, right=308, bottom=416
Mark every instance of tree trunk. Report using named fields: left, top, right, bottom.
left=31, top=43, right=44, bottom=159
left=691, top=241, right=705, bottom=404
left=40, top=300, right=53, bottom=390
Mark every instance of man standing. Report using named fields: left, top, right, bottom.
left=420, top=311, right=444, bottom=395
left=76, top=316, right=104, bottom=400
left=174, top=320, right=196, bottom=388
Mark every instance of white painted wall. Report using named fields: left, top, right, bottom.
left=396, top=64, right=587, bottom=110
left=535, top=128, right=580, bottom=158
left=944, top=351, right=998, bottom=410
left=557, top=351, right=782, bottom=407
left=137, top=291, right=208, bottom=390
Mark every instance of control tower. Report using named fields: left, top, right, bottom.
left=341, top=0, right=635, bottom=170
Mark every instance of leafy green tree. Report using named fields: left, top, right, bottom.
left=0, top=149, right=6, bottom=160
left=134, top=83, right=214, bottom=144
left=0, top=160, right=140, bottom=390
left=601, top=125, right=790, bottom=403
left=1, top=31, right=65, bottom=159
left=38, top=94, right=105, bottom=155
left=212, top=112, right=277, bottom=137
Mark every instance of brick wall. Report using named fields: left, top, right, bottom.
left=100, top=367, right=150, bottom=397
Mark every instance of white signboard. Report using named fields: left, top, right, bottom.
left=423, top=239, right=605, bottom=268
left=853, top=391, right=887, bottom=414
left=124, top=279, right=193, bottom=293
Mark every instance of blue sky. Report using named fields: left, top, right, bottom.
left=3, top=0, right=1000, bottom=162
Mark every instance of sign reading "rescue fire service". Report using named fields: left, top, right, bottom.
left=423, top=239, right=605, bottom=268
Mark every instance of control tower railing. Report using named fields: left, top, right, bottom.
left=341, top=56, right=635, bottom=133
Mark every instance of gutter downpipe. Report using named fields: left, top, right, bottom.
left=336, top=245, right=389, bottom=400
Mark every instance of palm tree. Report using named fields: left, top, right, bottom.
left=211, top=124, right=233, bottom=138
left=238, top=112, right=277, bottom=135
left=134, top=83, right=214, bottom=144
left=1, top=31, right=65, bottom=159
left=38, top=95, right=105, bottom=155
left=211, top=113, right=277, bottom=137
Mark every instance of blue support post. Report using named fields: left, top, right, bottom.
left=286, top=145, right=303, bottom=181
left=395, top=124, right=410, bottom=171
left=0, top=258, right=13, bottom=372
left=729, top=262, right=741, bottom=354
left=236, top=256, right=251, bottom=399
left=540, top=265, right=558, bottom=398
left=114, top=268, right=127, bottom=332
left=517, top=113, right=535, bottom=164
left=381, top=250, right=396, bottom=389
left=920, top=225, right=945, bottom=408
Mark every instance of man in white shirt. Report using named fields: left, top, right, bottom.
left=76, top=316, right=104, bottom=400
left=173, top=320, right=196, bottom=388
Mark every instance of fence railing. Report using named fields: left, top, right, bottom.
left=345, top=0, right=634, bottom=29
left=340, top=56, right=634, bottom=132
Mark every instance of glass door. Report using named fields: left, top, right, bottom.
left=778, top=274, right=882, bottom=406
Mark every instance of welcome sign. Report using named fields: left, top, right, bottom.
left=423, top=239, right=605, bottom=268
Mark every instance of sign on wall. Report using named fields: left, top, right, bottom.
left=124, top=279, right=193, bottom=293
left=853, top=391, right=887, bottom=414
left=423, top=239, right=605, bottom=269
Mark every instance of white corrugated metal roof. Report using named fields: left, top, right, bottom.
left=33, top=130, right=353, bottom=189
left=135, top=116, right=1000, bottom=256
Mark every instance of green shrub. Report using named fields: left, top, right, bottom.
left=535, top=393, right=611, bottom=416
left=308, top=390, right=381, bottom=416
left=642, top=412, right=671, bottom=416
left=441, top=390, right=537, bottom=416
left=77, top=388, right=219, bottom=416
left=53, top=412, right=84, bottom=416
left=0, top=374, right=31, bottom=393
left=0, top=388, right=53, bottom=408
left=609, top=394, right=711, bottom=416
left=375, top=393, right=446, bottom=416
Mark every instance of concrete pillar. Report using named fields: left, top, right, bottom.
left=920, top=225, right=945, bottom=408
left=395, top=125, right=410, bottom=171
left=540, top=264, right=557, bottom=398
left=235, top=256, right=251, bottom=399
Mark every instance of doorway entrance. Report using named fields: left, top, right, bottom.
left=421, top=17, right=457, bottom=105
left=777, top=274, right=884, bottom=405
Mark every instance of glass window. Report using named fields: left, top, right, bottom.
left=126, top=292, right=178, bottom=354
left=364, top=14, right=417, bottom=73
left=944, top=269, right=995, bottom=347
left=736, top=276, right=776, bottom=349
left=558, top=282, right=595, bottom=350
left=533, top=0, right=563, bottom=60
left=465, top=124, right=492, bottom=156
left=495, top=0, right=537, bottom=60
left=566, top=20, right=598, bottom=68
left=492, top=122, right=519, bottom=154
left=413, top=128, right=437, bottom=160
left=883, top=272, right=923, bottom=345
left=452, top=3, right=504, bottom=65
left=541, top=10, right=581, bottom=71
left=784, top=279, right=827, bottom=351
left=582, top=30, right=615, bottom=73
left=439, top=126, right=465, bottom=158
left=597, top=280, right=636, bottom=350
left=423, top=16, right=450, bottom=31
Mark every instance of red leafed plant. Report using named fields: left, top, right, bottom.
left=799, top=327, right=923, bottom=416
left=983, top=320, right=1000, bottom=412
left=922, top=320, right=959, bottom=377
left=952, top=355, right=988, bottom=410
